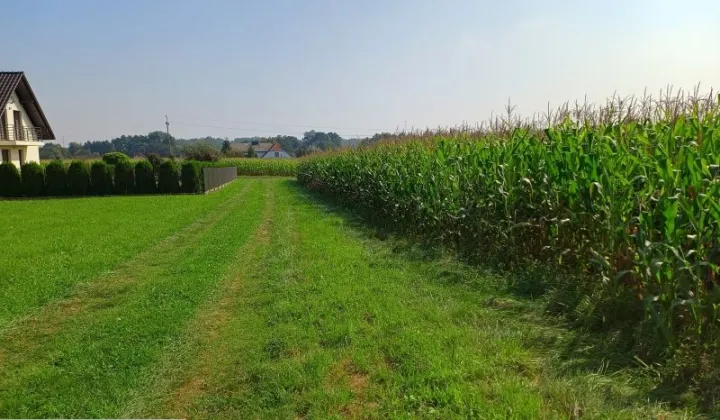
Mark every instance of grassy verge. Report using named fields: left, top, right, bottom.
left=123, top=179, right=688, bottom=418
left=0, top=179, right=266, bottom=418
left=0, top=181, right=244, bottom=328
left=0, top=178, right=699, bottom=418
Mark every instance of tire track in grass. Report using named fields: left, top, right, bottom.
left=164, top=179, right=675, bottom=419
left=0, top=180, right=250, bottom=339
left=121, top=181, right=276, bottom=418
left=126, top=178, right=306, bottom=419
left=0, top=180, right=252, bottom=360
left=0, top=179, right=266, bottom=419
left=0, top=179, right=247, bottom=330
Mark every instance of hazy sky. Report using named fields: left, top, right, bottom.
left=6, top=0, right=720, bottom=143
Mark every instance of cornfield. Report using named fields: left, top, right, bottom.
left=298, top=91, right=720, bottom=379
left=215, top=158, right=299, bottom=176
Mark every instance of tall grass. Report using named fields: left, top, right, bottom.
left=298, top=90, right=720, bottom=398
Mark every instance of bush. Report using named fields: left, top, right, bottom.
left=157, top=160, right=180, bottom=193
left=102, top=152, right=131, bottom=166
left=45, top=159, right=67, bottom=196
left=134, top=160, right=155, bottom=194
left=181, top=161, right=203, bottom=193
left=114, top=160, right=135, bottom=194
left=0, top=163, right=22, bottom=197
left=182, top=143, right=221, bottom=162
left=90, top=161, right=113, bottom=195
left=67, top=160, right=90, bottom=195
left=21, top=162, right=45, bottom=197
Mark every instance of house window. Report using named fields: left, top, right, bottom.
left=18, top=149, right=24, bottom=166
left=274, top=152, right=280, bottom=157
left=1, top=149, right=9, bottom=163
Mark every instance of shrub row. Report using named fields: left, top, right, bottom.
left=0, top=159, right=205, bottom=197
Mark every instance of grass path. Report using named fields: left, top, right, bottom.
left=0, top=178, right=688, bottom=418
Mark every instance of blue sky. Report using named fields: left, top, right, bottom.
left=6, top=0, right=720, bottom=142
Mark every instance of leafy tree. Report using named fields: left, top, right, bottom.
left=102, top=151, right=131, bottom=166
left=299, top=131, right=344, bottom=155
left=183, top=142, right=220, bottom=162
left=246, top=146, right=257, bottom=158
left=221, top=140, right=232, bottom=155
left=84, top=140, right=114, bottom=155
left=39, top=143, right=67, bottom=160
left=270, top=135, right=301, bottom=156
left=67, top=142, right=93, bottom=157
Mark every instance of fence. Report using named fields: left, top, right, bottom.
left=203, top=166, right=237, bottom=193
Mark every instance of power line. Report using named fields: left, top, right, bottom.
left=171, top=115, right=389, bottom=132
left=171, top=121, right=376, bottom=138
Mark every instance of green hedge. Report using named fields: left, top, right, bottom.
left=134, top=160, right=155, bottom=194
left=90, top=161, right=113, bottom=195
left=158, top=160, right=180, bottom=194
left=67, top=161, right=90, bottom=195
left=45, top=160, right=67, bottom=196
left=21, top=162, right=45, bottom=197
left=0, top=163, right=22, bottom=197
left=114, top=160, right=135, bottom=194
left=181, top=161, right=203, bottom=193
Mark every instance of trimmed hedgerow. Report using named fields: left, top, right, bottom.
left=0, top=162, right=22, bottom=197
left=101, top=151, right=131, bottom=166
left=146, top=153, right=163, bottom=176
left=67, top=160, right=90, bottom=195
left=134, top=160, right=155, bottom=194
left=158, top=160, right=180, bottom=194
left=45, top=159, right=67, bottom=196
left=90, top=161, right=113, bottom=195
left=181, top=161, right=203, bottom=193
left=21, top=162, right=45, bottom=197
left=114, top=160, right=135, bottom=194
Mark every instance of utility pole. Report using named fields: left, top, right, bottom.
left=165, top=115, right=176, bottom=158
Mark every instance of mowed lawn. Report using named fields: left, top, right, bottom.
left=0, top=178, right=687, bottom=418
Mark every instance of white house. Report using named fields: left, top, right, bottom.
left=259, top=142, right=291, bottom=159
left=231, top=141, right=292, bottom=158
left=0, top=72, right=55, bottom=167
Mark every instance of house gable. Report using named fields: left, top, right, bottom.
left=0, top=71, right=55, bottom=140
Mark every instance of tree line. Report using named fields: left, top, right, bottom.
left=40, top=130, right=359, bottom=160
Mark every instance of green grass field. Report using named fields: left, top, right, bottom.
left=0, top=178, right=695, bottom=418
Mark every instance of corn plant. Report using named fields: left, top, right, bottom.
left=215, top=158, right=299, bottom=176
left=298, top=91, right=720, bottom=373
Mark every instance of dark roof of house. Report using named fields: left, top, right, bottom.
left=231, top=142, right=276, bottom=153
left=0, top=71, right=55, bottom=140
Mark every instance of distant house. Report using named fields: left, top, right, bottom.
left=230, top=141, right=291, bottom=158
left=0, top=72, right=55, bottom=167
